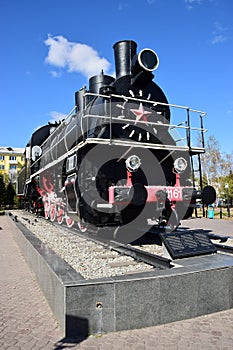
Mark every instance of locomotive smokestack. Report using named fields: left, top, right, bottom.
left=113, top=40, right=137, bottom=79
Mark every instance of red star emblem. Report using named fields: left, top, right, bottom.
left=130, top=103, right=152, bottom=124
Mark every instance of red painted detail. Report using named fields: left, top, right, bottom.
left=126, top=171, right=133, bottom=187
left=78, top=222, right=87, bottom=233
left=130, top=103, right=152, bottom=124
left=42, top=175, right=54, bottom=193
left=175, top=173, right=181, bottom=187
left=57, top=209, right=64, bottom=224
left=50, top=203, right=56, bottom=222
left=36, top=175, right=54, bottom=198
left=36, top=186, right=44, bottom=197
left=108, top=185, right=191, bottom=204
left=44, top=199, right=50, bottom=219
left=66, top=216, right=74, bottom=228
left=171, top=202, right=176, bottom=210
left=109, top=187, right=115, bottom=204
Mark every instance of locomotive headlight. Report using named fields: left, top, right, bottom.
left=173, top=157, right=187, bottom=174
left=126, top=155, right=141, bottom=172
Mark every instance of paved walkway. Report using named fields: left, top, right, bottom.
left=1, top=214, right=233, bottom=349
left=180, top=216, right=233, bottom=237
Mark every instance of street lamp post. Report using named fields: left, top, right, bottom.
left=225, top=183, right=230, bottom=218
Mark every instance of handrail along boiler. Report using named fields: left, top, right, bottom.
left=17, top=40, right=216, bottom=232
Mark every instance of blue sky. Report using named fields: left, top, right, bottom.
left=1, top=0, right=232, bottom=154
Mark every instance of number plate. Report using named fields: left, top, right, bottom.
left=166, top=187, right=182, bottom=200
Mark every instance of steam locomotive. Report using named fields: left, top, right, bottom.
left=18, top=40, right=216, bottom=240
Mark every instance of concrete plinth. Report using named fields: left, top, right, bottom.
left=10, top=217, right=233, bottom=338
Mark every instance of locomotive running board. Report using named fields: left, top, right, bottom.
left=160, top=230, right=217, bottom=259
left=84, top=137, right=205, bottom=153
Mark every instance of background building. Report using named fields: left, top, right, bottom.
left=0, top=146, right=25, bottom=186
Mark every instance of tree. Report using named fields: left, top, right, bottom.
left=219, top=172, right=233, bottom=205
left=200, top=135, right=233, bottom=202
left=5, top=182, right=16, bottom=206
left=0, top=175, right=6, bottom=206
left=201, top=135, right=232, bottom=181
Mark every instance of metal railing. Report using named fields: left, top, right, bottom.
left=28, top=92, right=207, bottom=179
left=81, top=92, right=207, bottom=152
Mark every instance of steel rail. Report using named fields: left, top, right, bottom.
left=215, top=243, right=233, bottom=254
left=71, top=226, right=172, bottom=270
left=108, top=240, right=172, bottom=269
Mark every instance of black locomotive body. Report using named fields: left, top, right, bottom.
left=18, top=40, right=216, bottom=238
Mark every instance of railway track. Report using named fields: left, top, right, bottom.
left=73, top=228, right=172, bottom=269
left=11, top=210, right=171, bottom=278
left=214, top=243, right=233, bottom=254
left=54, top=218, right=173, bottom=270
left=206, top=233, right=233, bottom=254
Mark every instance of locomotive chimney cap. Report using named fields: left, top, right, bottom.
left=113, top=40, right=137, bottom=79
left=131, top=48, right=159, bottom=77
left=137, top=48, right=159, bottom=72
left=113, top=39, right=137, bottom=48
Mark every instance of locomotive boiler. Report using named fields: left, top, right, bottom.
left=18, top=40, right=216, bottom=240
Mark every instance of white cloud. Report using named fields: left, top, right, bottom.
left=118, top=2, right=130, bottom=11
left=50, top=70, right=62, bottom=78
left=211, top=35, right=227, bottom=44
left=185, top=0, right=216, bottom=9
left=213, top=22, right=227, bottom=33
left=49, top=111, right=66, bottom=123
left=44, top=34, right=111, bottom=79
left=185, top=0, right=203, bottom=9
left=211, top=21, right=227, bottom=44
left=33, top=112, right=66, bottom=132
left=185, top=0, right=202, bottom=3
